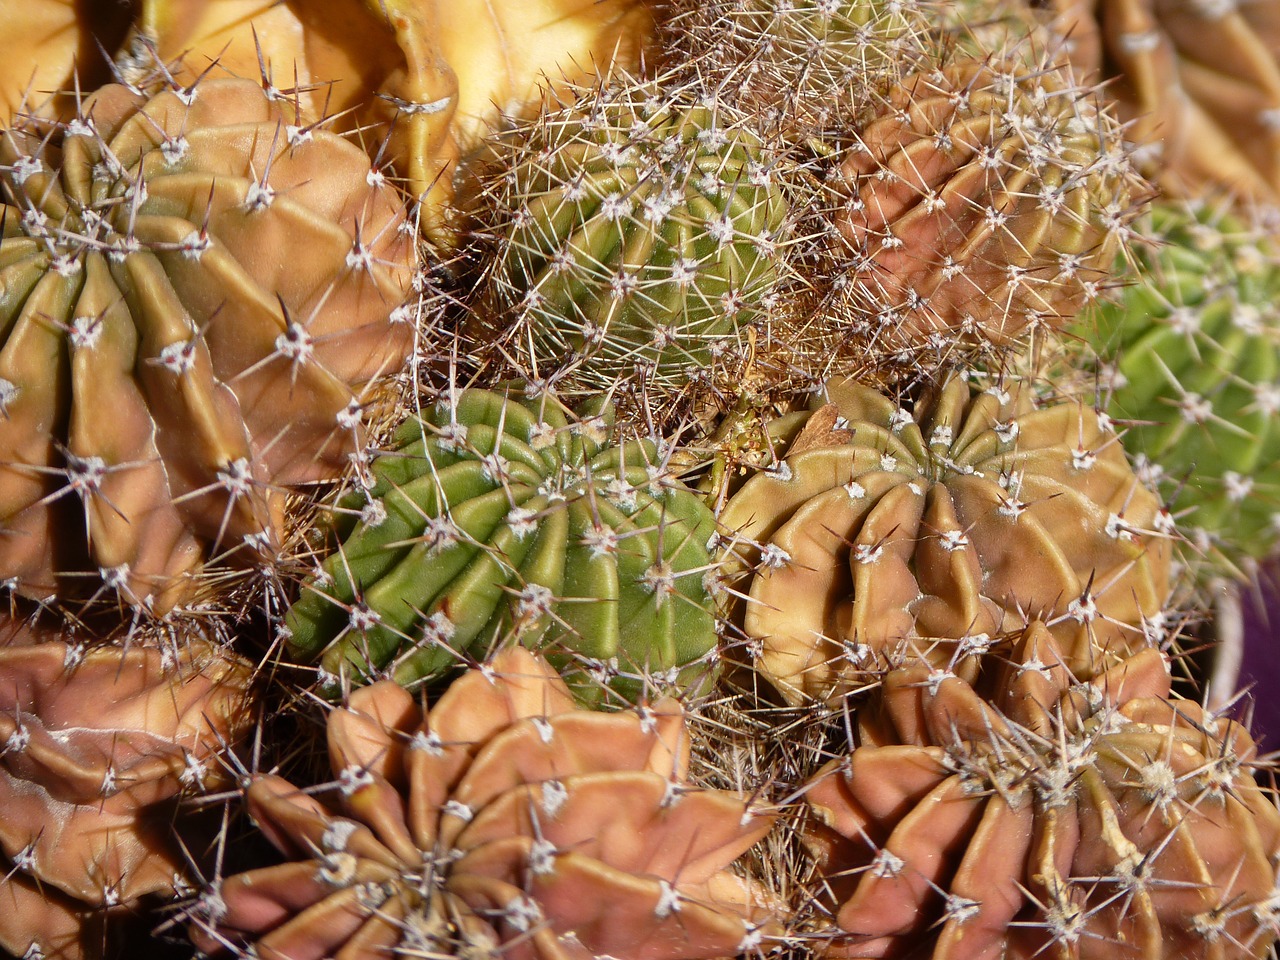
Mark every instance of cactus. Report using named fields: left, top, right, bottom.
left=834, top=57, right=1135, bottom=362
left=0, top=620, right=254, bottom=960
left=189, top=647, right=779, bottom=960
left=718, top=374, right=1173, bottom=704
left=477, top=76, right=790, bottom=395
left=1046, top=0, right=1280, bottom=206
left=284, top=386, right=720, bottom=701
left=126, top=0, right=654, bottom=245
left=1085, top=202, right=1280, bottom=577
left=0, top=74, right=417, bottom=612
left=0, top=1, right=134, bottom=122
left=804, top=622, right=1280, bottom=959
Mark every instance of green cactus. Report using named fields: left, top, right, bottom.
left=284, top=386, right=720, bottom=701
left=1085, top=202, right=1280, bottom=576
left=189, top=648, right=780, bottom=960
left=479, top=76, right=790, bottom=395
left=671, top=0, right=935, bottom=134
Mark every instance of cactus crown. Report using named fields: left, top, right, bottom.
left=718, top=373, right=1173, bottom=704
left=833, top=56, right=1136, bottom=367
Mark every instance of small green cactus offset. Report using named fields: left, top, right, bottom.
left=1086, top=202, right=1280, bottom=575
left=479, top=77, right=790, bottom=394
left=284, top=386, right=720, bottom=700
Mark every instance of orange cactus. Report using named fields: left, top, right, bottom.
left=718, top=375, right=1173, bottom=705
left=190, top=647, right=780, bottom=959
left=0, top=622, right=254, bottom=960
left=805, top=623, right=1280, bottom=960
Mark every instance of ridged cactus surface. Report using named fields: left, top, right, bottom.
left=1048, top=0, right=1280, bottom=205
left=1087, top=203, right=1280, bottom=574
left=126, top=0, right=654, bottom=244
left=189, top=647, right=779, bottom=960
left=285, top=387, right=719, bottom=700
left=0, top=623, right=253, bottom=960
left=482, top=80, right=789, bottom=392
left=836, top=59, right=1131, bottom=357
left=805, top=623, right=1280, bottom=960
left=719, top=374, right=1172, bottom=703
left=0, top=76, right=416, bottom=611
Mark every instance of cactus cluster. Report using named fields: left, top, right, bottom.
left=2, top=2, right=1279, bottom=959
left=189, top=647, right=779, bottom=960
left=719, top=374, right=1172, bottom=704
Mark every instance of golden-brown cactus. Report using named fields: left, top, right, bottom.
left=805, top=624, right=1280, bottom=960
left=1048, top=0, right=1280, bottom=205
left=718, top=375, right=1173, bottom=704
left=0, top=75, right=417, bottom=611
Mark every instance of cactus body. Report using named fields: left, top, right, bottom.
left=836, top=59, right=1130, bottom=357
left=484, top=81, right=789, bottom=393
left=719, top=375, right=1172, bottom=704
left=0, top=76, right=416, bottom=611
left=1087, top=203, right=1280, bottom=574
left=285, top=387, right=719, bottom=700
left=805, top=623, right=1280, bottom=960
left=128, top=0, right=653, bottom=244
left=0, top=622, right=253, bottom=960
left=1049, top=0, right=1280, bottom=205
left=189, top=647, right=778, bottom=960
left=0, top=1, right=133, bottom=122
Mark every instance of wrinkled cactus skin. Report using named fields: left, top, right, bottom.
left=0, top=621, right=254, bottom=960
left=285, top=387, right=720, bottom=701
left=484, top=82, right=789, bottom=392
left=804, top=623, right=1280, bottom=960
left=189, top=647, right=779, bottom=960
left=0, top=76, right=416, bottom=611
left=836, top=59, right=1130, bottom=354
left=1086, top=203, right=1280, bottom=575
left=719, top=374, right=1172, bottom=704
